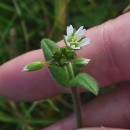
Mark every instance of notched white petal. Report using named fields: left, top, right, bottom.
left=79, top=29, right=86, bottom=36
left=79, top=38, right=90, bottom=47
left=67, top=25, right=73, bottom=38
left=75, top=26, right=84, bottom=36
left=76, top=29, right=86, bottom=40
left=75, top=29, right=86, bottom=41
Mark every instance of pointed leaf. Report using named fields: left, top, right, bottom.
left=41, top=39, right=70, bottom=86
left=48, top=65, right=70, bottom=86
left=67, top=73, right=99, bottom=95
left=41, top=39, right=61, bottom=61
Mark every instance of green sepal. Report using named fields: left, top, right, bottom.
left=61, top=47, right=75, bottom=59
left=67, top=73, right=99, bottom=95
left=41, top=39, right=70, bottom=86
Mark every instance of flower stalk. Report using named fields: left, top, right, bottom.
left=67, top=62, right=83, bottom=128
left=71, top=87, right=82, bottom=128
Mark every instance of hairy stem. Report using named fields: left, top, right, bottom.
left=71, top=87, right=82, bottom=128
left=68, top=62, right=83, bottom=128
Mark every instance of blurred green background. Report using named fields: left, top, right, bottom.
left=0, top=0, right=130, bottom=130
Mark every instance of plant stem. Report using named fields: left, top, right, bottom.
left=67, top=62, right=83, bottom=128
left=70, top=87, right=83, bottom=128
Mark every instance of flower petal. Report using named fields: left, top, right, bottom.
left=71, top=45, right=80, bottom=50
left=75, top=26, right=83, bottom=35
left=79, top=38, right=90, bottom=47
left=75, top=26, right=84, bottom=38
left=64, top=35, right=71, bottom=47
left=76, top=29, right=86, bottom=40
left=67, top=25, right=73, bottom=38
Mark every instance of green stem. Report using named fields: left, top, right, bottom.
left=71, top=87, right=83, bottom=128
left=67, top=62, right=83, bottom=128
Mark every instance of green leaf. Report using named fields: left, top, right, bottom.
left=41, top=39, right=61, bottom=61
left=48, top=65, right=70, bottom=86
left=67, top=73, right=99, bottom=95
left=41, top=39, right=70, bottom=86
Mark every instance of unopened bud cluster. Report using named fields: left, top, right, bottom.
left=51, top=47, right=75, bottom=67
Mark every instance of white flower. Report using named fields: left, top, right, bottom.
left=64, top=25, right=90, bottom=50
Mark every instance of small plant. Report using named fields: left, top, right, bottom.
left=23, top=25, right=99, bottom=128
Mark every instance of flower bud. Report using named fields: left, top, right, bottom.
left=22, top=61, right=45, bottom=72
left=61, top=47, right=75, bottom=59
left=52, top=51, right=62, bottom=60
left=60, top=57, right=68, bottom=66
left=73, top=57, right=90, bottom=68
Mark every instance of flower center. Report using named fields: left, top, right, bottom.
left=68, top=36, right=79, bottom=47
